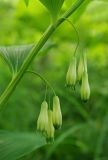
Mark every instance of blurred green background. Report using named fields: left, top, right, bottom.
left=0, top=0, right=108, bottom=159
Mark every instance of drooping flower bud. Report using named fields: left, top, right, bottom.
left=46, top=110, right=55, bottom=143
left=37, top=101, right=48, bottom=133
left=66, top=57, right=77, bottom=87
left=77, top=55, right=84, bottom=82
left=52, top=96, right=62, bottom=129
left=80, top=71, right=90, bottom=102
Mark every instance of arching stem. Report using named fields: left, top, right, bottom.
left=26, top=70, right=56, bottom=96
left=63, top=18, right=80, bottom=57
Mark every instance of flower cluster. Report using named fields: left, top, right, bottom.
left=66, top=54, right=90, bottom=102
left=37, top=96, right=62, bottom=143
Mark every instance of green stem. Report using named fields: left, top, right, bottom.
left=26, top=70, right=56, bottom=96
left=0, top=0, right=85, bottom=108
left=63, top=18, right=80, bottom=57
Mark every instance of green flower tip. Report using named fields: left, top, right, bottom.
left=80, top=71, right=90, bottom=102
left=52, top=96, right=62, bottom=130
left=66, top=57, right=77, bottom=88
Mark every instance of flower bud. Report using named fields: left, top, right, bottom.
left=46, top=110, right=55, bottom=143
left=66, top=57, right=77, bottom=87
left=77, top=55, right=84, bottom=82
left=37, top=101, right=48, bottom=133
left=80, top=71, right=90, bottom=102
left=52, top=96, right=62, bottom=129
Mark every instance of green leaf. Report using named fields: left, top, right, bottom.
left=73, top=0, right=91, bottom=22
left=0, top=131, right=46, bottom=160
left=0, top=42, right=56, bottom=76
left=0, top=44, right=34, bottom=75
left=24, top=0, right=30, bottom=6
left=65, top=0, right=91, bottom=22
left=45, top=124, right=84, bottom=160
left=39, top=0, right=65, bottom=23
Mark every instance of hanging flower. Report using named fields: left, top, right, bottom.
left=46, top=110, right=55, bottom=143
left=77, top=54, right=84, bottom=82
left=52, top=96, right=62, bottom=129
left=80, top=71, right=90, bottom=102
left=66, top=57, right=77, bottom=87
left=37, top=101, right=48, bottom=133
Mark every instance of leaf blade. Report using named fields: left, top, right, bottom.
left=39, top=0, right=65, bottom=23
left=0, top=131, right=46, bottom=160
left=0, top=44, right=34, bottom=75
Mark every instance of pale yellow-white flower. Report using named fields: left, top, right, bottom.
left=66, top=57, right=77, bottom=87
left=52, top=96, right=62, bottom=129
left=46, top=110, right=55, bottom=143
left=77, top=55, right=84, bottom=82
left=37, top=101, right=48, bottom=132
left=80, top=71, right=90, bottom=101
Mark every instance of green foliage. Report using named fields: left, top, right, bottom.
left=0, top=43, right=54, bottom=76
left=0, top=0, right=108, bottom=160
left=0, top=131, right=46, bottom=160
left=24, top=0, right=30, bottom=6
left=45, top=124, right=84, bottom=160
left=0, top=45, right=33, bottom=75
left=39, top=0, right=64, bottom=23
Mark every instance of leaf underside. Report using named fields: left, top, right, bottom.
left=39, top=0, right=65, bottom=22
left=0, top=41, right=55, bottom=76
left=0, top=45, right=33, bottom=74
left=0, top=44, right=34, bottom=75
left=0, top=131, right=46, bottom=160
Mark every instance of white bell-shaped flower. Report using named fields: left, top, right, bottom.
left=77, top=55, right=84, bottom=82
left=80, top=71, right=90, bottom=101
left=37, top=101, right=48, bottom=133
left=52, top=96, right=62, bottom=129
left=66, top=57, right=77, bottom=87
left=46, top=110, right=55, bottom=143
